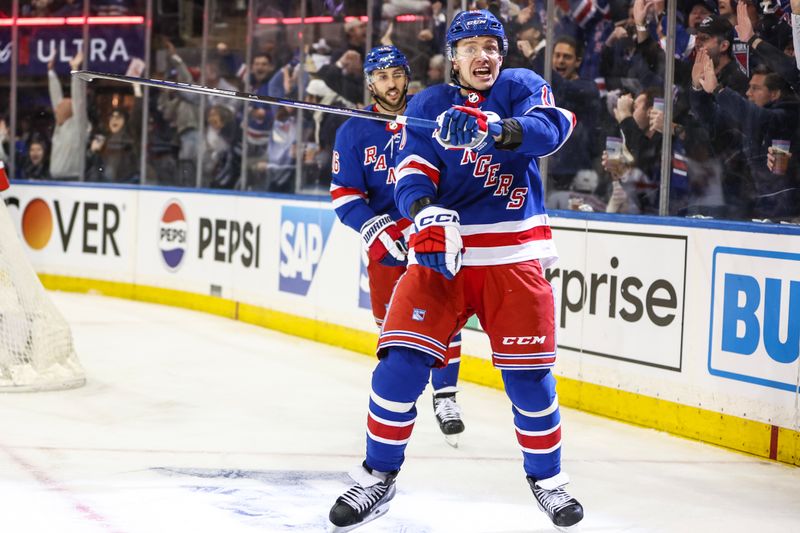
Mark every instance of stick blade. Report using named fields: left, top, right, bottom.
left=71, top=70, right=96, bottom=82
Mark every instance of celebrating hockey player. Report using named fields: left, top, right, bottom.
left=329, top=45, right=467, bottom=446
left=328, top=10, right=583, bottom=533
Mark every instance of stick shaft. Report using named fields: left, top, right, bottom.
left=71, top=70, right=437, bottom=130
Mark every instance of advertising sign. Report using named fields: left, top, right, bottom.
left=4, top=185, right=135, bottom=279
left=278, top=206, right=335, bottom=296
left=1, top=26, right=145, bottom=76
left=548, top=227, right=687, bottom=370
left=708, top=246, right=800, bottom=392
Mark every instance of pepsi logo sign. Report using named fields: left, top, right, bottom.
left=158, top=200, right=188, bottom=271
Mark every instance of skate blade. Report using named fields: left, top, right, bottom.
left=444, top=433, right=460, bottom=448
left=554, top=524, right=581, bottom=532
left=328, top=502, right=392, bottom=533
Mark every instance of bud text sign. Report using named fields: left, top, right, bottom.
left=708, top=247, right=800, bottom=392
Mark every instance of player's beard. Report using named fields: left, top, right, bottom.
left=371, top=81, right=408, bottom=113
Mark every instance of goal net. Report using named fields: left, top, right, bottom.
left=0, top=193, right=85, bottom=392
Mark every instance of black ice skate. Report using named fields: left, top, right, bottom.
left=432, top=391, right=465, bottom=447
left=527, top=473, right=584, bottom=531
left=328, top=462, right=398, bottom=532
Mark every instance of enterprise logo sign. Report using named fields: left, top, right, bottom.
left=708, top=247, right=799, bottom=392
left=547, top=228, right=687, bottom=371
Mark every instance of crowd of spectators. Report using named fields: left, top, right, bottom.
left=532, top=0, right=800, bottom=222
left=3, top=0, right=799, bottom=222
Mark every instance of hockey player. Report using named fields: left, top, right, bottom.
left=328, top=11, right=584, bottom=533
left=329, top=45, right=466, bottom=447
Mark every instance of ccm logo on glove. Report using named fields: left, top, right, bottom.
left=417, top=212, right=460, bottom=227
left=410, top=205, right=463, bottom=279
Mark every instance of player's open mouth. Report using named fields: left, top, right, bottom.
left=472, top=67, right=491, bottom=78
left=386, top=90, right=399, bottom=98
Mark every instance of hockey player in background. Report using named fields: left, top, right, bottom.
left=328, top=10, right=584, bottom=532
left=329, top=45, right=466, bottom=447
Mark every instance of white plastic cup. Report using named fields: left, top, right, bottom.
left=606, top=136, right=623, bottom=160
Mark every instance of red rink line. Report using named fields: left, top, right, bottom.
left=1, top=445, right=126, bottom=533
left=769, top=425, right=779, bottom=460
left=4, top=444, right=754, bottom=464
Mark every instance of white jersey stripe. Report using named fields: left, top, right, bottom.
left=367, top=429, right=411, bottom=446
left=407, top=231, right=558, bottom=267
left=458, top=214, right=550, bottom=235
left=463, top=240, right=558, bottom=267
left=513, top=396, right=559, bottom=418
left=515, top=422, right=561, bottom=437
left=494, top=351, right=556, bottom=358
left=331, top=195, right=365, bottom=209
left=368, top=410, right=416, bottom=427
left=370, top=391, right=415, bottom=413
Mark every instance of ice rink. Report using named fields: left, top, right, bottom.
left=1, top=291, right=799, bottom=533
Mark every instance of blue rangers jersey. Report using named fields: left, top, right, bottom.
left=395, top=68, right=575, bottom=267
left=330, top=99, right=413, bottom=234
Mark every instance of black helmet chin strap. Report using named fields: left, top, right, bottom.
left=450, top=66, right=484, bottom=95
left=448, top=37, right=503, bottom=94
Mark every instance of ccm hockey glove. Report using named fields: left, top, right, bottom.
left=409, top=205, right=463, bottom=279
left=361, top=214, right=408, bottom=267
left=433, top=105, right=503, bottom=150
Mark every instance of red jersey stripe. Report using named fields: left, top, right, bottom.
left=379, top=333, right=448, bottom=357
left=367, top=414, right=415, bottom=442
left=516, top=426, right=562, bottom=451
left=462, top=225, right=552, bottom=248
left=401, top=160, right=440, bottom=186
left=494, top=357, right=556, bottom=367
left=330, top=186, right=367, bottom=200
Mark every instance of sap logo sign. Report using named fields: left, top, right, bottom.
left=708, top=247, right=800, bottom=392
left=278, top=206, right=335, bottom=295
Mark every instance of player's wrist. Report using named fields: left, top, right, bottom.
left=494, top=118, right=523, bottom=151
left=409, top=197, right=434, bottom=219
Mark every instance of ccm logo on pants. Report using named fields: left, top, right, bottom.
left=502, top=336, right=547, bottom=345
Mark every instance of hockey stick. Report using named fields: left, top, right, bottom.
left=72, top=70, right=437, bottom=130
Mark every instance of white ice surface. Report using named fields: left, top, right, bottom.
left=0, top=291, right=798, bottom=533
